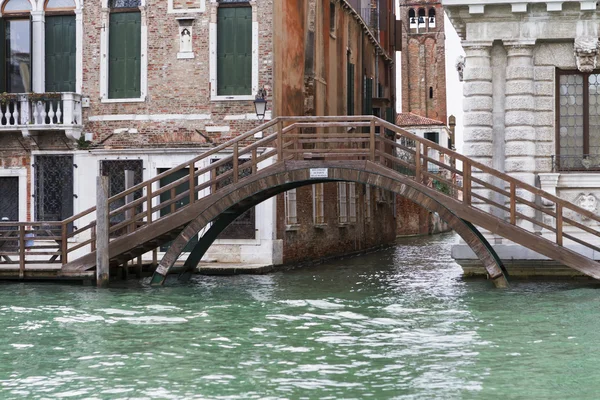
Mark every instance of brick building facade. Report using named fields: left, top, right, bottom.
left=0, top=0, right=399, bottom=266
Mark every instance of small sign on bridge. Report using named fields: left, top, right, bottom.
left=310, top=168, right=328, bottom=179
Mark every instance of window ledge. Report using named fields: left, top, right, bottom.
left=337, top=223, right=348, bottom=228
left=285, top=224, right=301, bottom=232
left=101, top=97, right=146, bottom=104
left=329, top=32, right=337, bottom=40
left=177, top=52, right=195, bottom=59
left=211, top=95, right=254, bottom=102
left=314, top=223, right=327, bottom=229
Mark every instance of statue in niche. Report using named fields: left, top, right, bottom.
left=576, top=193, right=598, bottom=220
left=455, top=55, right=465, bottom=82
left=180, top=27, right=192, bottom=53
left=574, top=36, right=599, bottom=73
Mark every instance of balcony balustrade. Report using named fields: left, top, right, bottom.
left=0, top=92, right=83, bottom=140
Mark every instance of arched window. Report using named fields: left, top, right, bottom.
left=1, top=0, right=32, bottom=93
left=108, top=0, right=142, bottom=98
left=110, top=0, right=141, bottom=7
left=2, top=0, right=31, bottom=13
left=45, top=0, right=75, bottom=9
left=408, top=8, right=417, bottom=29
left=418, top=8, right=426, bottom=27
left=45, top=0, right=76, bottom=92
left=428, top=8, right=436, bottom=28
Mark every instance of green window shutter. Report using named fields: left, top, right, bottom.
left=109, top=12, right=141, bottom=99
left=45, top=15, right=76, bottom=92
left=347, top=63, right=354, bottom=116
left=217, top=7, right=252, bottom=96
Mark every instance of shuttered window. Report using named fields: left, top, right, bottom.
left=285, top=189, right=298, bottom=226
left=217, top=6, right=252, bottom=96
left=347, top=62, right=355, bottom=115
left=348, top=182, right=357, bottom=223
left=338, top=182, right=348, bottom=224
left=313, top=184, right=325, bottom=225
left=108, top=12, right=141, bottom=99
left=45, top=15, right=76, bottom=92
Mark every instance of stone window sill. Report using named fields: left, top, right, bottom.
left=285, top=224, right=300, bottom=232
left=314, top=223, right=327, bottom=229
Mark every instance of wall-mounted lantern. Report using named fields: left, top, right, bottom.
left=254, top=87, right=268, bottom=123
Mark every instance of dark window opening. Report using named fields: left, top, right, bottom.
left=429, top=86, right=434, bottom=99
left=408, top=8, right=416, bottom=26
left=428, top=8, right=436, bottom=27
left=425, top=131, right=439, bottom=144
left=330, top=1, right=336, bottom=33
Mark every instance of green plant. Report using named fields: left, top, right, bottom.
left=76, top=134, right=91, bottom=150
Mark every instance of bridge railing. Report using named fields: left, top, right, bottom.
left=376, top=118, right=600, bottom=254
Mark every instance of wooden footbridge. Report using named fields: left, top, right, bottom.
left=2, top=116, right=600, bottom=287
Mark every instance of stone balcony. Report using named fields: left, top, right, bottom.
left=0, top=92, right=83, bottom=140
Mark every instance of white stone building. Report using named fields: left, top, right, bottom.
left=443, top=0, right=600, bottom=275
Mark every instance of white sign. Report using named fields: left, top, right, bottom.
left=310, top=168, right=328, bottom=178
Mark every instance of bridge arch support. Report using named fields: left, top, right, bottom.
left=151, top=161, right=508, bottom=287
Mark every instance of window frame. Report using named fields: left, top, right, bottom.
left=209, top=1, right=258, bottom=102
left=284, top=188, right=298, bottom=227
left=99, top=0, right=147, bottom=103
left=555, top=68, right=600, bottom=171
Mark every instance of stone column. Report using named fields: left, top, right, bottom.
left=31, top=11, right=44, bottom=93
left=504, top=40, right=536, bottom=232
left=461, top=41, right=494, bottom=217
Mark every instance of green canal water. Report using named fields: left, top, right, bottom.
left=1, top=233, right=600, bottom=399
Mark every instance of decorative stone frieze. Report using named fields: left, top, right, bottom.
left=574, top=36, right=599, bottom=73
left=576, top=193, right=598, bottom=219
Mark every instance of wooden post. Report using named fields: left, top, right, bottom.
left=463, top=162, right=471, bottom=206
left=136, top=255, right=143, bottom=278
left=146, top=182, right=153, bottom=223
left=556, top=203, right=563, bottom=246
left=189, top=162, right=196, bottom=205
left=233, top=143, right=239, bottom=183
left=252, top=148, right=258, bottom=174
left=19, top=225, right=25, bottom=279
left=61, top=223, right=68, bottom=264
left=415, top=143, right=422, bottom=183
left=277, top=121, right=284, bottom=161
left=423, top=144, right=429, bottom=183
left=170, top=188, right=176, bottom=213
left=96, top=176, right=110, bottom=288
left=510, top=181, right=517, bottom=225
left=91, top=224, right=96, bottom=252
left=369, top=120, right=376, bottom=161
left=124, top=170, right=135, bottom=234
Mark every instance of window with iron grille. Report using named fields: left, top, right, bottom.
left=100, top=159, right=143, bottom=237
left=284, top=189, right=298, bottom=226
left=556, top=70, right=600, bottom=171
left=313, top=183, right=325, bottom=225
left=213, top=158, right=256, bottom=239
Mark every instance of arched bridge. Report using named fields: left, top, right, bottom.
left=3, top=116, right=600, bottom=287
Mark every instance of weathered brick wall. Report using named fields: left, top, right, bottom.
left=82, top=0, right=274, bottom=147
left=278, top=183, right=397, bottom=265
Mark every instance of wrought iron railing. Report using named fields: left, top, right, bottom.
left=552, top=152, right=600, bottom=172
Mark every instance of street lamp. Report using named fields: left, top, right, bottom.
left=254, top=87, right=268, bottom=123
